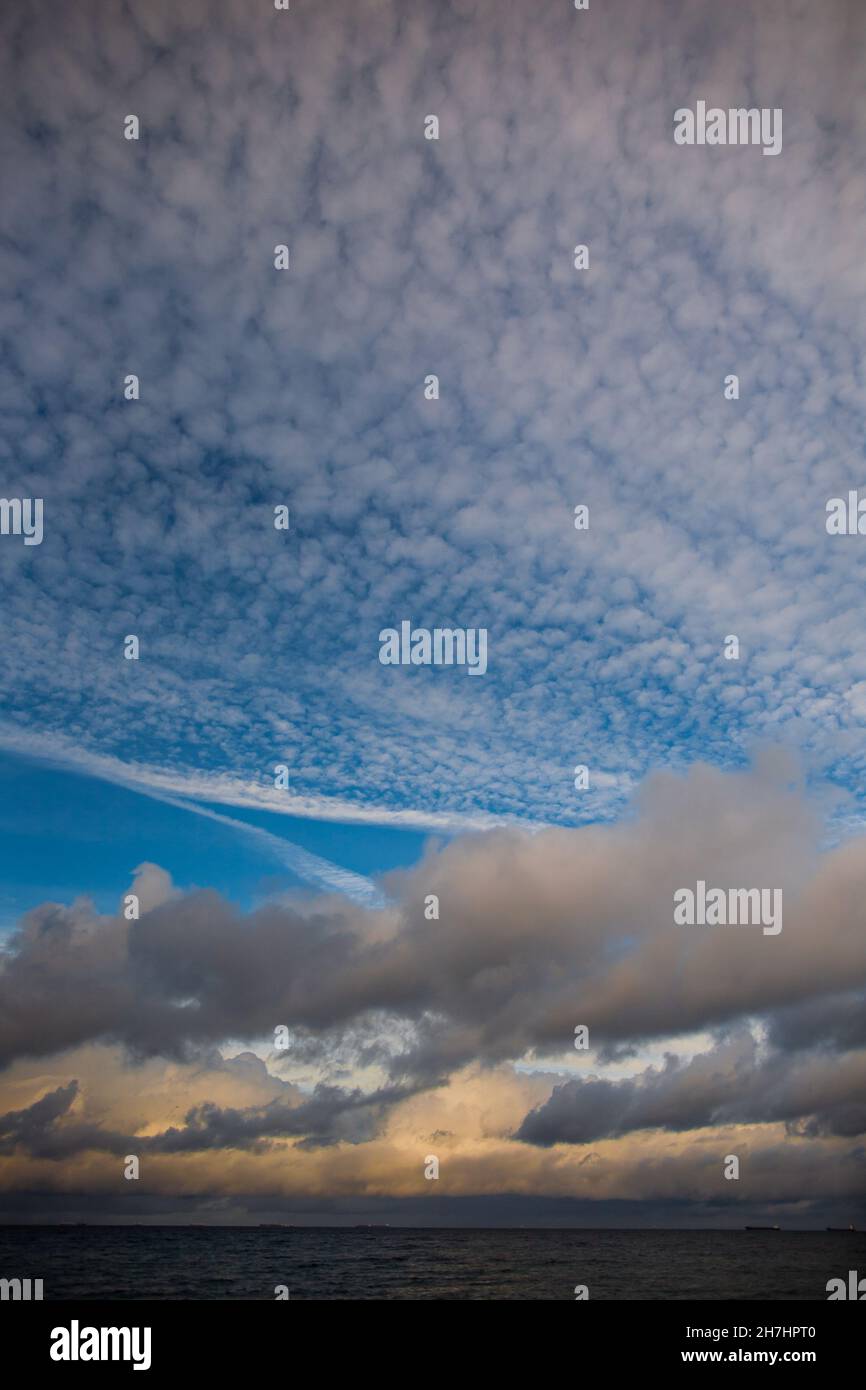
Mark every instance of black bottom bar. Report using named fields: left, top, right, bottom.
left=5, top=1299, right=861, bottom=1376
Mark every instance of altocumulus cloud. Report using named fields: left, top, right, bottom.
left=0, top=0, right=866, bottom=833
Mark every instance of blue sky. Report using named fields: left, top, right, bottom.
left=0, top=750, right=429, bottom=930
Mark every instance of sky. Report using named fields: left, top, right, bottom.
left=0, top=0, right=865, bottom=1229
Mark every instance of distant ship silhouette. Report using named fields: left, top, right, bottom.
left=744, top=1225, right=780, bottom=1230
left=826, top=1224, right=858, bottom=1232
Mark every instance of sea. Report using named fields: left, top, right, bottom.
left=1, top=1226, right=863, bottom=1300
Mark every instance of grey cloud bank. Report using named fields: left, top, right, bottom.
left=515, top=1031, right=866, bottom=1146
left=1, top=761, right=864, bottom=1106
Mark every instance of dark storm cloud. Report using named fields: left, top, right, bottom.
left=514, top=1032, right=866, bottom=1146
left=0, top=1080, right=79, bottom=1153
left=0, top=1077, right=418, bottom=1160
left=146, top=1080, right=419, bottom=1153
left=0, top=1080, right=131, bottom=1160
left=766, top=991, right=866, bottom=1054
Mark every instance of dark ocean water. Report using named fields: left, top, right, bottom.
left=2, top=1226, right=864, bottom=1300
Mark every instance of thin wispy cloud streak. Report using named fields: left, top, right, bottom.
left=150, top=790, right=386, bottom=907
